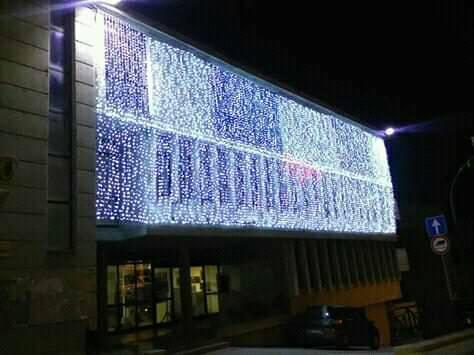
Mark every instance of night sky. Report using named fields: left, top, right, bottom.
left=122, top=0, right=473, bottom=129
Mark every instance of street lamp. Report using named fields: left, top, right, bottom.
left=384, top=127, right=395, bottom=137
left=449, top=156, right=474, bottom=226
left=449, top=136, right=474, bottom=226
left=100, top=0, right=122, bottom=4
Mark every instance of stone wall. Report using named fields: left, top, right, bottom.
left=0, top=2, right=97, bottom=353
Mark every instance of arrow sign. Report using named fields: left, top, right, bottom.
left=432, top=219, right=441, bottom=236
left=425, top=215, right=448, bottom=238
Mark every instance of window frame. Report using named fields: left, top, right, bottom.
left=47, top=0, right=74, bottom=252
left=105, top=261, right=220, bottom=334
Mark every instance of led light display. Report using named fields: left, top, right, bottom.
left=95, top=13, right=396, bottom=234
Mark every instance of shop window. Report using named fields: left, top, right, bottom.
left=137, top=304, right=153, bottom=327
left=107, top=307, right=119, bottom=332
left=136, top=264, right=153, bottom=303
left=204, top=265, right=220, bottom=314
left=172, top=267, right=182, bottom=320
left=106, top=263, right=219, bottom=333
left=191, top=266, right=206, bottom=317
left=190, top=265, right=220, bottom=316
left=206, top=294, right=219, bottom=314
left=107, top=266, right=118, bottom=305
left=119, top=264, right=136, bottom=304
left=120, top=304, right=136, bottom=330
left=154, top=267, right=174, bottom=324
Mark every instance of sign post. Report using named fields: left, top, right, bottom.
left=425, top=214, right=455, bottom=301
left=425, top=215, right=448, bottom=238
left=431, top=236, right=449, bottom=256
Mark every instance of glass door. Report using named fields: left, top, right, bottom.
left=154, top=267, right=174, bottom=324
left=118, top=264, right=137, bottom=330
left=135, top=263, right=153, bottom=327
left=191, top=266, right=206, bottom=316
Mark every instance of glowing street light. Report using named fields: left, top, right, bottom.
left=384, top=127, right=395, bottom=136
left=101, top=0, right=122, bottom=5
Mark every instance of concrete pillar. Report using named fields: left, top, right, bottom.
left=96, top=244, right=108, bottom=339
left=348, top=240, right=361, bottom=286
left=339, top=241, right=352, bottom=288
left=296, top=239, right=311, bottom=293
left=379, top=243, right=390, bottom=282
left=364, top=240, right=376, bottom=284
left=367, top=302, right=391, bottom=347
left=179, top=243, right=193, bottom=342
left=356, top=241, right=369, bottom=285
left=371, top=241, right=383, bottom=283
left=329, top=239, right=343, bottom=289
left=287, top=240, right=300, bottom=296
left=306, top=240, right=323, bottom=291
left=319, top=240, right=334, bottom=290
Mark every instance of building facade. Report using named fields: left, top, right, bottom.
left=0, top=2, right=401, bottom=353
left=0, top=1, right=96, bottom=354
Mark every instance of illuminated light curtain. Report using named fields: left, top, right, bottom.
left=95, top=12, right=396, bottom=234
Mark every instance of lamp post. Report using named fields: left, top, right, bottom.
left=445, top=137, right=473, bottom=304
left=449, top=156, right=474, bottom=226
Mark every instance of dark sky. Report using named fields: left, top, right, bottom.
left=122, top=0, right=473, bottom=129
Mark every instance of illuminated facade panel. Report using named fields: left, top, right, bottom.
left=95, top=13, right=396, bottom=234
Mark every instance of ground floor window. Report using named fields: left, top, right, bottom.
left=191, top=265, right=220, bottom=316
left=106, top=262, right=220, bottom=332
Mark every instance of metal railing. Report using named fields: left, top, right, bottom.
left=389, top=302, right=421, bottom=345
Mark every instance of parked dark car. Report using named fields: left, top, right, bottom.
left=287, top=305, right=380, bottom=349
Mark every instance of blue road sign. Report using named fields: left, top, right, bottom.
left=425, top=215, right=448, bottom=238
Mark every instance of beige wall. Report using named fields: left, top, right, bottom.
left=0, top=2, right=97, bottom=353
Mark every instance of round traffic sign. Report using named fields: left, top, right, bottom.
left=431, top=236, right=450, bottom=256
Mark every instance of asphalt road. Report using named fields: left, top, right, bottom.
left=208, top=347, right=394, bottom=355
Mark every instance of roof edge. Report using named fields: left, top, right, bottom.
left=95, top=4, right=384, bottom=138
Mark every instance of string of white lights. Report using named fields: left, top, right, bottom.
left=95, top=13, right=396, bottom=234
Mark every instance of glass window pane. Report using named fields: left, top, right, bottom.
left=47, top=202, right=70, bottom=250
left=49, top=70, right=66, bottom=112
left=50, top=11, right=65, bottom=30
left=206, top=294, right=219, bottom=314
left=156, top=300, right=173, bottom=324
left=136, top=263, right=152, bottom=303
left=191, top=267, right=205, bottom=316
left=192, top=292, right=206, bottom=317
left=107, top=307, right=119, bottom=332
left=119, top=264, right=136, bottom=304
left=119, top=304, right=136, bottom=330
left=48, top=156, right=70, bottom=202
left=137, top=304, right=153, bottom=327
left=50, top=0, right=67, bottom=29
left=172, top=268, right=182, bottom=319
left=50, top=31, right=65, bottom=69
left=154, top=268, right=171, bottom=300
left=191, top=267, right=203, bottom=293
left=204, top=265, right=219, bottom=293
left=107, top=266, right=118, bottom=305
left=48, top=112, right=70, bottom=155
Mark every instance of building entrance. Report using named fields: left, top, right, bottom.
left=105, top=262, right=220, bottom=334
